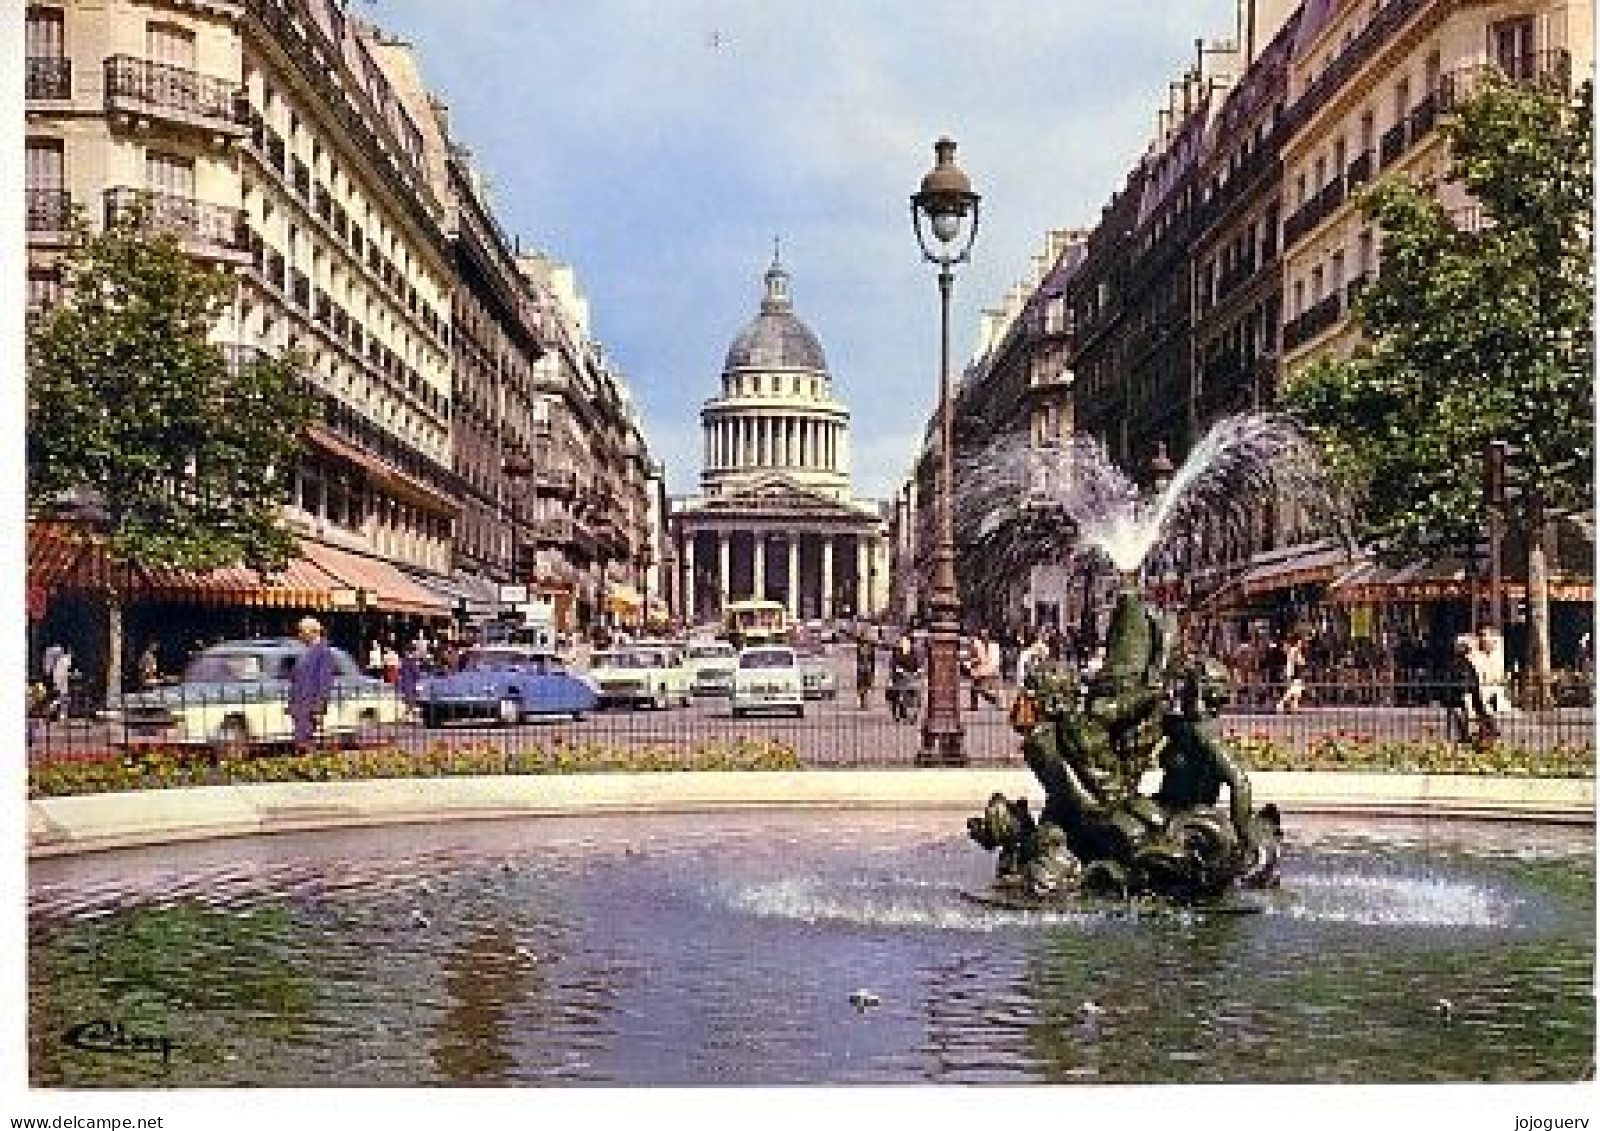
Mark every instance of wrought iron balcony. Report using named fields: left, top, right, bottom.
left=27, top=57, right=72, bottom=100
left=103, top=188, right=249, bottom=260
left=1379, top=121, right=1409, bottom=168
left=26, top=189, right=73, bottom=239
left=1440, top=50, right=1573, bottom=110
left=1345, top=149, right=1374, bottom=190
left=104, top=55, right=246, bottom=135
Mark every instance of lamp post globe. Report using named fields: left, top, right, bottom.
left=910, top=137, right=980, bottom=765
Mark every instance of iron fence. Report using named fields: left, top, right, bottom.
left=25, top=677, right=1595, bottom=780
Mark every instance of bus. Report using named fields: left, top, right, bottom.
left=723, top=598, right=790, bottom=648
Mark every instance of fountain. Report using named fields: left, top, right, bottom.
left=963, top=415, right=1343, bottom=907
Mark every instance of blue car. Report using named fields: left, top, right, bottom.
left=414, top=647, right=598, bottom=727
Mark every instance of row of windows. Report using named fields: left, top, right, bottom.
left=720, top=373, right=830, bottom=400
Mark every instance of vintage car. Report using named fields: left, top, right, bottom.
left=112, top=638, right=404, bottom=753
left=795, top=641, right=837, bottom=700
left=730, top=645, right=805, bottom=718
left=587, top=646, right=693, bottom=709
left=683, top=640, right=739, bottom=696
left=413, top=646, right=597, bottom=727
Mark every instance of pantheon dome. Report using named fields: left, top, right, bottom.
left=701, top=251, right=851, bottom=500
left=671, top=247, right=886, bottom=626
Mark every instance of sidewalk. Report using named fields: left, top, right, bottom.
left=27, top=769, right=1595, bottom=858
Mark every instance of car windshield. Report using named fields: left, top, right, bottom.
left=184, top=652, right=271, bottom=683
left=740, top=650, right=794, bottom=670
left=463, top=650, right=550, bottom=673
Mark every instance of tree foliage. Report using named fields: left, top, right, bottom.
left=27, top=203, right=318, bottom=573
left=1283, top=76, right=1593, bottom=558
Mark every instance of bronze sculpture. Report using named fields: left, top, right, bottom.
left=968, top=580, right=1281, bottom=905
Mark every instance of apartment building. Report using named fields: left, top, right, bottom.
left=26, top=0, right=662, bottom=669
left=1280, top=0, right=1590, bottom=375
left=897, top=0, right=1590, bottom=641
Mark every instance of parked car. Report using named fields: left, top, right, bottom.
left=731, top=645, right=805, bottom=718
left=413, top=646, right=597, bottom=727
left=587, top=646, right=693, bottom=709
left=684, top=640, right=739, bottom=696
left=111, top=638, right=403, bottom=753
left=795, top=641, right=837, bottom=700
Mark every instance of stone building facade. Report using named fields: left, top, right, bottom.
left=671, top=253, right=886, bottom=627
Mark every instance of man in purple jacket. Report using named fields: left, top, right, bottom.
left=289, top=616, right=336, bottom=751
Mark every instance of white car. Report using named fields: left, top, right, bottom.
left=113, top=638, right=404, bottom=753
left=684, top=640, right=739, bottom=696
left=587, top=646, right=693, bottom=709
left=731, top=645, right=805, bottom=718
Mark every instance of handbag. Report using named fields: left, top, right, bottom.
left=1008, top=691, right=1041, bottom=734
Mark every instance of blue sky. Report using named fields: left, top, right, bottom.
left=361, top=1, right=1239, bottom=500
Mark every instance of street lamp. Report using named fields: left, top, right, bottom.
left=910, top=137, right=980, bottom=765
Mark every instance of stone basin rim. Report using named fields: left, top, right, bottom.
left=26, top=769, right=1594, bottom=859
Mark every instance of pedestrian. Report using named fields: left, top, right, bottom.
left=968, top=628, right=1003, bottom=710
left=888, top=634, right=922, bottom=723
left=382, top=639, right=401, bottom=685
left=1276, top=633, right=1306, bottom=714
left=47, top=645, right=73, bottom=721
left=398, top=646, right=421, bottom=710
left=137, top=641, right=161, bottom=690
left=1473, top=625, right=1513, bottom=715
left=366, top=637, right=384, bottom=678
left=1448, top=634, right=1494, bottom=747
left=1018, top=632, right=1051, bottom=688
left=854, top=626, right=878, bottom=710
left=288, top=616, right=336, bottom=752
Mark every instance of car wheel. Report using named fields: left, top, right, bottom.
left=497, top=695, right=523, bottom=726
left=731, top=707, right=744, bottom=719
left=216, top=716, right=250, bottom=759
left=793, top=706, right=805, bottom=718
left=570, top=711, right=587, bottom=722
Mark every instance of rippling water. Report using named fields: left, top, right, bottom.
left=28, top=811, right=1595, bottom=1086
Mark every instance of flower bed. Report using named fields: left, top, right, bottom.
left=1223, top=728, right=1595, bottom=778
left=27, top=737, right=802, bottom=798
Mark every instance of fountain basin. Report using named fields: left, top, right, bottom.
left=28, top=806, right=1595, bottom=1086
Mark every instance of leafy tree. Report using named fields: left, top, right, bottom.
left=27, top=203, right=318, bottom=701
left=1285, top=75, right=1592, bottom=705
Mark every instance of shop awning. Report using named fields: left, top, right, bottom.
left=1330, top=557, right=1594, bottom=604
left=139, top=556, right=347, bottom=609
left=29, top=522, right=344, bottom=609
left=1199, top=542, right=1357, bottom=610
left=299, top=540, right=454, bottom=617
left=401, top=568, right=501, bottom=615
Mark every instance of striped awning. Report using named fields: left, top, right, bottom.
left=28, top=522, right=450, bottom=615
left=298, top=539, right=453, bottom=617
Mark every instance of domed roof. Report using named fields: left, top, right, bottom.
left=723, top=253, right=828, bottom=373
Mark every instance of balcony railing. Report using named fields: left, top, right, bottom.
left=1439, top=50, right=1573, bottom=110
left=26, top=189, right=73, bottom=237
left=104, top=55, right=246, bottom=133
left=103, top=188, right=248, bottom=258
left=1409, top=91, right=1439, bottom=138
left=529, top=517, right=576, bottom=545
left=1379, top=121, right=1409, bottom=168
left=1345, top=149, right=1374, bottom=190
left=26, top=57, right=72, bottom=100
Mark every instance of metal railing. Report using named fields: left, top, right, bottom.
left=103, top=187, right=248, bottom=256
left=104, top=54, right=245, bottom=129
left=26, top=188, right=73, bottom=235
left=26, top=56, right=72, bottom=100
left=25, top=673, right=1595, bottom=782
